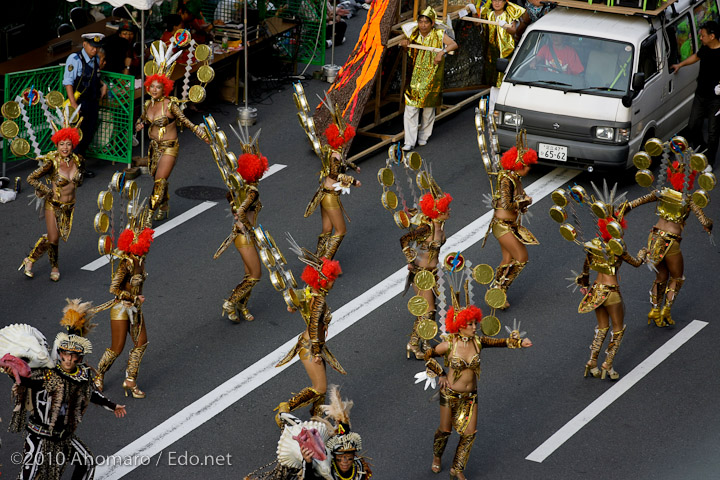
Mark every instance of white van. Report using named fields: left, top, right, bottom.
left=493, top=0, right=720, bottom=170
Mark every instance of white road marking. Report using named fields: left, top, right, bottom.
left=526, top=319, right=709, bottom=463
left=81, top=164, right=287, bottom=271
left=96, top=167, right=579, bottom=479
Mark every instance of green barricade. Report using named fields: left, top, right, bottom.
left=2, top=67, right=134, bottom=165
left=278, top=0, right=326, bottom=66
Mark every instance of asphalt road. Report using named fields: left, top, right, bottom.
left=1, top=11, right=719, bottom=480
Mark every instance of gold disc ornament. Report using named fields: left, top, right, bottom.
left=98, top=235, right=113, bottom=255
left=93, top=212, right=110, bottom=233
left=270, top=270, right=286, bottom=291
left=416, top=171, right=430, bottom=189
left=143, top=60, right=158, bottom=77
left=97, top=190, right=113, bottom=211
left=559, top=223, right=577, bottom=242
left=607, top=238, right=625, bottom=256
left=377, top=167, right=394, bottom=187
left=188, top=85, right=206, bottom=103
left=122, top=180, right=138, bottom=200
left=569, top=185, right=588, bottom=203
left=689, top=153, right=708, bottom=173
left=692, top=190, right=710, bottom=209
left=484, top=288, right=507, bottom=310
left=633, top=151, right=652, bottom=170
left=407, top=151, right=422, bottom=170
left=21, top=88, right=40, bottom=106
left=394, top=210, right=410, bottom=229
left=605, top=220, right=623, bottom=239
left=10, top=137, right=30, bottom=156
left=590, top=201, right=610, bottom=220
left=1, top=101, right=21, bottom=119
left=417, top=318, right=438, bottom=340
left=259, top=248, right=276, bottom=269
left=1, top=120, right=19, bottom=139
left=444, top=252, right=465, bottom=271
left=194, top=44, right=211, bottom=62
left=283, top=288, right=300, bottom=309
left=381, top=190, right=398, bottom=210
left=549, top=205, right=567, bottom=224
left=644, top=137, right=664, bottom=156
left=551, top=188, right=568, bottom=207
left=698, top=172, right=716, bottom=191
left=408, top=295, right=429, bottom=316
left=414, top=269, right=436, bottom=291
left=45, top=91, right=64, bottom=108
left=669, top=136, right=688, bottom=152
left=480, top=314, right=501, bottom=336
left=472, top=264, right=494, bottom=285
left=635, top=169, right=654, bottom=188
left=197, top=65, right=215, bottom=83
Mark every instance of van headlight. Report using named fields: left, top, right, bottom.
left=595, top=127, right=614, bottom=141
left=503, top=112, right=522, bottom=127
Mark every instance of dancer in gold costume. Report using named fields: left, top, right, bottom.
left=94, top=221, right=155, bottom=399
left=20, top=107, right=83, bottom=282
left=484, top=138, right=538, bottom=308
left=424, top=306, right=531, bottom=479
left=624, top=160, right=713, bottom=327
left=135, top=42, right=209, bottom=221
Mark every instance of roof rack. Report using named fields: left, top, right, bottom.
left=548, top=0, right=676, bottom=16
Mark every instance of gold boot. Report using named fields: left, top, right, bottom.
left=450, top=432, right=477, bottom=477
left=315, top=232, right=331, bottom=258
left=432, top=429, right=451, bottom=473
left=123, top=343, right=148, bottom=398
left=406, top=316, right=425, bottom=360
left=323, top=233, right=345, bottom=260
left=584, top=327, right=609, bottom=378
left=274, top=387, right=322, bottom=428
left=149, top=178, right=169, bottom=222
left=20, top=236, right=50, bottom=278
left=660, top=276, right=684, bottom=326
left=48, top=243, right=60, bottom=282
left=94, top=348, right=119, bottom=391
left=601, top=326, right=626, bottom=380
left=647, top=280, right=667, bottom=326
left=310, top=392, right=326, bottom=417
left=223, top=276, right=260, bottom=322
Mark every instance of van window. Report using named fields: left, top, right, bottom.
left=667, top=14, right=695, bottom=64
left=504, top=31, right=632, bottom=97
left=694, top=0, right=720, bottom=37
left=638, top=34, right=659, bottom=80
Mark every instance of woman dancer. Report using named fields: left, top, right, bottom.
left=94, top=225, right=154, bottom=398
left=484, top=143, right=538, bottom=308
left=576, top=217, right=645, bottom=380
left=20, top=110, right=83, bottom=282
left=624, top=162, right=713, bottom=326
left=221, top=151, right=269, bottom=322
left=401, top=191, right=452, bottom=359
left=274, top=254, right=345, bottom=427
left=424, top=305, right=531, bottom=479
left=305, top=109, right=362, bottom=261
left=135, top=44, right=209, bottom=221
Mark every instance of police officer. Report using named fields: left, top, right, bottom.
left=63, top=33, right=106, bottom=178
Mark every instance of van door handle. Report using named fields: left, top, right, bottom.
left=668, top=79, right=673, bottom=94
left=634, top=109, right=641, bottom=114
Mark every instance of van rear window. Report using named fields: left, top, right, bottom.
left=505, top=32, right=632, bottom=97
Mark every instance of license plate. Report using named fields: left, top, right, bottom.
left=538, top=143, right=568, bottom=162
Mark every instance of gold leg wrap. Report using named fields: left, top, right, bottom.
left=225, top=276, right=260, bottom=322
left=28, top=235, right=50, bottom=263
left=310, top=392, right=326, bottom=417
left=94, top=348, right=119, bottom=391
left=323, top=234, right=345, bottom=260
left=407, top=316, right=425, bottom=360
left=123, top=343, right=148, bottom=398
left=661, top=276, right=685, bottom=326
left=274, top=387, right=322, bottom=428
left=648, top=280, right=668, bottom=326
left=47, top=243, right=59, bottom=269
left=433, top=429, right=451, bottom=458
left=316, top=232, right=331, bottom=258
left=601, top=326, right=626, bottom=380
left=451, top=433, right=476, bottom=473
left=502, top=260, right=528, bottom=292
left=585, top=327, right=609, bottom=378
left=150, top=178, right=169, bottom=219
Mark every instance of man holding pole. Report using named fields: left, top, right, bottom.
left=400, top=6, right=458, bottom=151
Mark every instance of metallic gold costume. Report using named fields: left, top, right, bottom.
left=426, top=333, right=524, bottom=474
left=625, top=187, right=713, bottom=326
left=139, top=97, right=208, bottom=219
left=479, top=1, right=525, bottom=86
left=401, top=220, right=445, bottom=359
left=25, top=152, right=83, bottom=271
left=576, top=240, right=644, bottom=379
left=484, top=170, right=537, bottom=296
left=404, top=27, right=446, bottom=109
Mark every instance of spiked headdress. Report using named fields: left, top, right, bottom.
left=318, top=91, right=355, bottom=150
left=49, top=105, right=84, bottom=148
left=229, top=123, right=268, bottom=184
left=287, top=233, right=342, bottom=291
left=52, top=298, right=96, bottom=358
left=501, top=129, right=537, bottom=171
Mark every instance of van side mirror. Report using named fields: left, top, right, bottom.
left=622, top=73, right=647, bottom=107
left=632, top=72, right=646, bottom=91
left=496, top=58, right=509, bottom=73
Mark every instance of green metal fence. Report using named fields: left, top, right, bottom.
left=2, top=66, right=134, bottom=165
left=277, top=0, right=326, bottom=66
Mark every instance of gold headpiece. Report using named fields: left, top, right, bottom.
left=149, top=40, right=184, bottom=78
left=419, top=6, right=437, bottom=23
left=49, top=104, right=84, bottom=135
left=53, top=298, right=96, bottom=356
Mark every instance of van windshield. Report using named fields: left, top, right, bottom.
left=505, top=32, right=633, bottom=97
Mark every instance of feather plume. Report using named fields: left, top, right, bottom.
left=320, top=384, right=353, bottom=427
left=61, top=298, right=97, bottom=336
